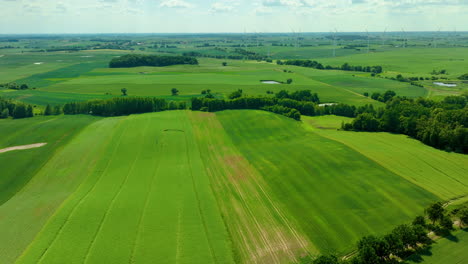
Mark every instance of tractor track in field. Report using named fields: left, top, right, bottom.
left=191, top=112, right=310, bottom=264
left=183, top=114, right=219, bottom=264
left=33, top=118, right=129, bottom=264
left=83, top=118, right=150, bottom=264
left=128, top=132, right=166, bottom=264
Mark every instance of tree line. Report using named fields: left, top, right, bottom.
left=0, top=83, right=29, bottom=90
left=0, top=97, right=34, bottom=119
left=191, top=90, right=361, bottom=120
left=342, top=93, right=468, bottom=153
left=299, top=201, right=468, bottom=264
left=109, top=54, right=198, bottom=68
left=277, top=59, right=383, bottom=74
left=58, top=89, right=359, bottom=122
left=62, top=97, right=186, bottom=116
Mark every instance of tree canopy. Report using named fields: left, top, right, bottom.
left=109, top=54, right=198, bottom=68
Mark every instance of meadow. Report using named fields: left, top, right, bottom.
left=0, top=110, right=467, bottom=264
left=405, top=229, right=468, bottom=264
left=14, top=111, right=234, bottom=264
left=3, top=34, right=466, bottom=109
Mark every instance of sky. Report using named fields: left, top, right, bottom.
left=0, top=0, right=467, bottom=34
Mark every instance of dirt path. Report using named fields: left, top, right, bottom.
left=0, top=143, right=47, bottom=153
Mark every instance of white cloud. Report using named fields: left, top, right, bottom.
left=210, top=2, right=235, bottom=12
left=263, top=0, right=307, bottom=7
left=160, top=0, right=193, bottom=8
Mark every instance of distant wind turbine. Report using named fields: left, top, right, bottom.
left=366, top=29, right=370, bottom=53
left=381, top=28, right=387, bottom=46
left=332, top=29, right=338, bottom=57
left=401, top=28, right=406, bottom=48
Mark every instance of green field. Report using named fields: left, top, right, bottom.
left=1, top=34, right=467, bottom=264
left=1, top=110, right=467, bottom=264
left=2, top=46, right=453, bottom=108
left=13, top=111, right=233, bottom=264
left=0, top=115, right=99, bottom=205
left=405, top=229, right=468, bottom=264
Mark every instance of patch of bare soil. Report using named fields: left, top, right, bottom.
left=0, top=143, right=47, bottom=154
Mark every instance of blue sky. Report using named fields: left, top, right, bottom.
left=0, top=0, right=467, bottom=33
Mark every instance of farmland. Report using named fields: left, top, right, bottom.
left=0, top=109, right=466, bottom=263
left=13, top=111, right=233, bottom=264
left=1, top=33, right=468, bottom=264
left=405, top=230, right=468, bottom=264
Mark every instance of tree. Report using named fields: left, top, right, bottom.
left=222, top=62, right=227, bottom=66
left=0, top=108, right=9, bottom=118
left=20, top=84, right=28, bottom=90
left=12, top=104, right=27, bottom=119
left=171, top=88, right=179, bottom=96
left=44, top=104, right=52, bottom=116
left=426, top=202, right=445, bottom=224
left=363, top=92, right=369, bottom=97
left=412, top=216, right=426, bottom=227
left=53, top=105, right=62, bottom=115
left=286, top=78, right=293, bottom=84
left=121, top=88, right=127, bottom=96
left=26, top=105, right=33, bottom=117
left=228, top=89, right=243, bottom=99
left=440, top=216, right=453, bottom=230
left=459, top=208, right=468, bottom=227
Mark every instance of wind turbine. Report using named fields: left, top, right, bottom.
left=401, top=28, right=406, bottom=48
left=381, top=28, right=387, bottom=46
left=435, top=27, right=441, bottom=48
left=366, top=29, right=370, bottom=53
left=453, top=27, right=457, bottom=47
left=332, top=29, right=338, bottom=57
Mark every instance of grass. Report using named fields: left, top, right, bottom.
left=0, top=115, right=100, bottom=206
left=405, top=229, right=468, bottom=264
left=0, top=115, right=111, bottom=264
left=15, top=111, right=234, bottom=264
left=305, top=115, right=468, bottom=200
left=319, top=48, right=468, bottom=78
left=212, top=110, right=437, bottom=255
left=190, top=111, right=312, bottom=264
left=1, top=110, right=467, bottom=264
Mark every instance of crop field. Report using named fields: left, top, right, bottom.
left=305, top=115, right=468, bottom=200
left=405, top=230, right=468, bottom=264
left=1, top=33, right=467, bottom=264
left=4, top=41, right=466, bottom=108
left=211, top=111, right=441, bottom=255
left=1, top=110, right=467, bottom=264
left=0, top=115, right=99, bottom=205
left=13, top=111, right=233, bottom=264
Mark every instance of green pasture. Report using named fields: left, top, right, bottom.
left=305, top=115, right=468, bottom=200
left=0, top=110, right=466, bottom=264
left=405, top=229, right=468, bottom=264
left=0, top=115, right=99, bottom=205
left=1, top=50, right=438, bottom=107
left=319, top=47, right=468, bottom=78
left=215, top=110, right=437, bottom=255
left=15, top=111, right=233, bottom=264
left=190, top=111, right=312, bottom=264
left=0, top=115, right=107, bottom=264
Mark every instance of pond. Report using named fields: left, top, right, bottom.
left=433, top=82, right=457, bottom=87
